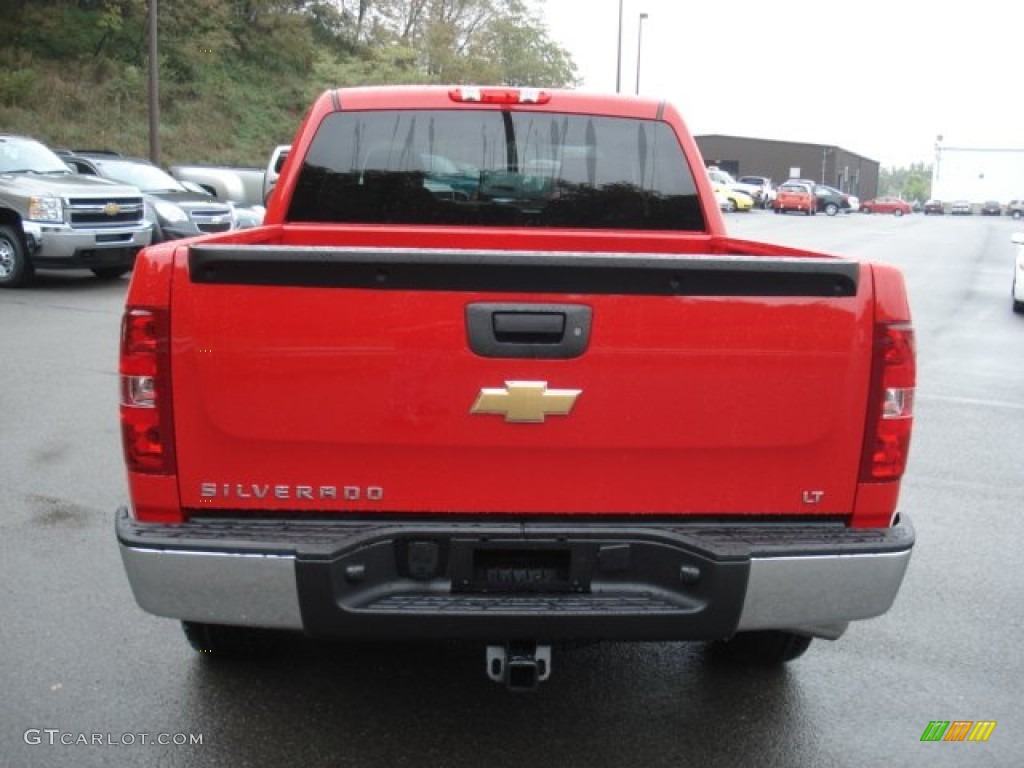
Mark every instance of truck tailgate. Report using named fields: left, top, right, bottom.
left=170, top=245, right=872, bottom=518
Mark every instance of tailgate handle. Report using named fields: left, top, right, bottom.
left=493, top=312, right=565, bottom=342
left=467, top=303, right=591, bottom=359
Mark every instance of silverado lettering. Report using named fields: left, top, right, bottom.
left=115, top=85, right=916, bottom=691
left=199, top=484, right=384, bottom=501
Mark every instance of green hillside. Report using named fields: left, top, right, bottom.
left=0, top=0, right=577, bottom=168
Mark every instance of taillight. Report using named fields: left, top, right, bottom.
left=120, top=307, right=176, bottom=474
left=860, top=323, right=915, bottom=481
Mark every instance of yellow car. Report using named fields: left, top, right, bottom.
left=713, top=184, right=754, bottom=212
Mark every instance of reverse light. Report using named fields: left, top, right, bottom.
left=882, top=387, right=914, bottom=419
left=449, top=87, right=551, bottom=105
left=122, top=375, right=156, bottom=408
left=120, top=308, right=176, bottom=474
left=27, top=195, right=63, bottom=223
left=860, top=323, right=916, bottom=481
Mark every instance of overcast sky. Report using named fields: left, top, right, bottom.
left=538, top=0, right=1024, bottom=169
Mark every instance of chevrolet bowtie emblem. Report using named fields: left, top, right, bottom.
left=103, top=202, right=121, bottom=216
left=470, top=381, right=581, bottom=423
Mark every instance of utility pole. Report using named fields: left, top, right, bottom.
left=615, top=0, right=623, bottom=93
left=148, top=0, right=160, bottom=165
left=635, top=13, right=648, bottom=95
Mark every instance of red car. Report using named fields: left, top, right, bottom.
left=861, top=197, right=912, bottom=216
left=772, top=181, right=815, bottom=215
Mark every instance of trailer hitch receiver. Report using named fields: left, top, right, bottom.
left=486, top=643, right=552, bottom=691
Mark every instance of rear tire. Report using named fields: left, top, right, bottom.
left=709, top=630, right=813, bottom=666
left=894, top=209, right=904, bottom=217
left=0, top=225, right=33, bottom=288
left=181, top=621, right=280, bottom=658
left=825, top=203, right=839, bottom=216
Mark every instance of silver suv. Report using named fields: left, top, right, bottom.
left=0, top=135, right=151, bottom=287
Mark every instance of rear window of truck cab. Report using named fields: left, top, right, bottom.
left=288, top=110, right=705, bottom=231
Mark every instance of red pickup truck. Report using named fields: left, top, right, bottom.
left=116, top=86, right=915, bottom=690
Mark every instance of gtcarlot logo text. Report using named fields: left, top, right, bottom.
left=24, top=729, right=203, bottom=747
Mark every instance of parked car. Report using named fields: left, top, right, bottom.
left=0, top=136, right=151, bottom=287
left=707, top=167, right=761, bottom=202
left=981, top=200, right=1002, bottom=216
left=263, top=144, right=290, bottom=203
left=170, top=163, right=266, bottom=207
left=772, top=181, right=815, bottom=215
left=789, top=178, right=818, bottom=190
left=1006, top=200, right=1024, bottom=220
left=63, top=153, right=263, bottom=242
left=1012, top=232, right=1024, bottom=313
left=860, top=197, right=912, bottom=216
left=950, top=200, right=972, bottom=215
left=924, top=199, right=944, bottom=215
left=737, top=175, right=775, bottom=206
left=813, top=185, right=852, bottom=216
left=713, top=184, right=754, bottom=212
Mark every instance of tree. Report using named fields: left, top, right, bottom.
left=0, top=0, right=579, bottom=165
left=359, top=0, right=578, bottom=85
left=881, top=162, right=932, bottom=201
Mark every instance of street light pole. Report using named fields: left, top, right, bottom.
left=635, top=12, right=648, bottom=95
left=820, top=147, right=833, bottom=184
left=147, top=0, right=160, bottom=165
left=615, top=0, right=623, bottom=93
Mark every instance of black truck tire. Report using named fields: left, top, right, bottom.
left=181, top=621, right=280, bottom=658
left=708, top=630, right=813, bottom=665
left=0, top=225, right=33, bottom=288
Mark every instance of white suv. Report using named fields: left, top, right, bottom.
left=738, top=175, right=776, bottom=207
